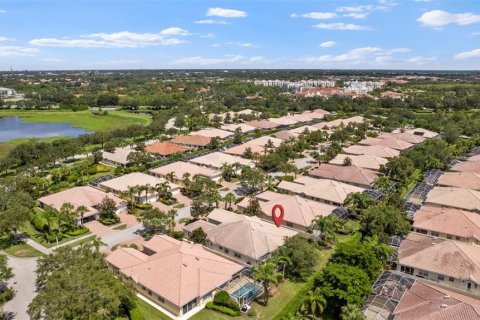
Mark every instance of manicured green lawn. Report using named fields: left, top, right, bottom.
left=131, top=297, right=172, bottom=320
left=3, top=241, right=43, bottom=257
left=21, top=221, right=91, bottom=248
left=0, top=136, right=60, bottom=158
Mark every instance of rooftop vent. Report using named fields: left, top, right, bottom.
left=444, top=295, right=451, bottom=299
left=440, top=304, right=448, bottom=308
left=183, top=263, right=188, bottom=267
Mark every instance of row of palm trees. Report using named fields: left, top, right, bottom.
left=123, top=181, right=173, bottom=210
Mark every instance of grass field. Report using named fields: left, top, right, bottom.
left=3, top=241, right=44, bottom=257
left=131, top=297, right=172, bottom=320
left=0, top=109, right=151, bottom=158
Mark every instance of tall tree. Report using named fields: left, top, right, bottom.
left=253, top=261, right=280, bottom=306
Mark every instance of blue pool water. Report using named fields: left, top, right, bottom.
left=231, top=282, right=260, bottom=300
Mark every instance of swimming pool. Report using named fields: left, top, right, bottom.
left=231, top=282, right=261, bottom=301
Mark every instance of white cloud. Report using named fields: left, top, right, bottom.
left=472, top=31, right=480, bottom=36
left=30, top=29, right=189, bottom=48
left=455, top=48, right=480, bottom=60
left=206, top=7, right=247, bottom=18
left=0, top=9, right=5, bottom=14
left=301, top=47, right=409, bottom=63
left=212, top=42, right=256, bottom=48
left=194, top=19, right=227, bottom=25
left=336, top=1, right=396, bottom=18
left=319, top=41, right=336, bottom=48
left=0, top=36, right=15, bottom=42
left=343, top=13, right=368, bottom=19
left=414, top=0, right=432, bottom=2
left=86, top=59, right=143, bottom=67
left=418, top=10, right=480, bottom=27
left=0, top=45, right=39, bottom=57
left=171, top=55, right=275, bottom=67
left=290, top=12, right=338, bottom=19
left=405, top=56, right=437, bottom=64
left=314, top=23, right=372, bottom=31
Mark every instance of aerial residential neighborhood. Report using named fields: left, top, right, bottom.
left=1, top=1, right=480, bottom=320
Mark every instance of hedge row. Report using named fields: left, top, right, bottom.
left=205, top=302, right=240, bottom=317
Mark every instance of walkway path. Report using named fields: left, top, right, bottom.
left=3, top=255, right=38, bottom=320
left=24, top=238, right=51, bottom=255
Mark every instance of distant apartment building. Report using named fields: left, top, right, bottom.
left=253, top=79, right=336, bottom=89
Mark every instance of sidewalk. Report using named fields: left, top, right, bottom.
left=24, top=238, right=52, bottom=255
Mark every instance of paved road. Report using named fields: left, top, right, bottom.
left=101, top=223, right=144, bottom=247
left=3, top=255, right=38, bottom=320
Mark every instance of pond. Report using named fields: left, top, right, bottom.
left=0, top=117, right=90, bottom=142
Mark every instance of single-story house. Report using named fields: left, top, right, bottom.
left=277, top=175, right=365, bottom=207
left=106, top=235, right=244, bottom=318
left=189, top=152, right=254, bottom=172
left=245, top=120, right=281, bottom=130
left=220, top=123, right=257, bottom=134
left=342, top=144, right=400, bottom=158
left=189, top=128, right=234, bottom=140
left=102, top=147, right=135, bottom=167
left=245, top=136, right=283, bottom=148
left=392, top=127, right=439, bottom=138
left=99, top=172, right=180, bottom=204
left=223, top=143, right=267, bottom=157
left=425, top=186, right=480, bottom=212
left=273, top=130, right=296, bottom=141
left=170, top=135, right=212, bottom=149
left=413, top=205, right=480, bottom=244
left=38, top=186, right=126, bottom=225
left=183, top=209, right=297, bottom=265
left=149, top=161, right=222, bottom=183
left=437, top=172, right=480, bottom=190
left=309, top=163, right=380, bottom=188
left=397, top=233, right=480, bottom=296
left=329, top=154, right=389, bottom=171
left=378, top=132, right=426, bottom=144
left=314, top=116, right=365, bottom=129
left=451, top=161, right=480, bottom=173
left=358, top=137, right=413, bottom=151
left=237, top=191, right=336, bottom=232
left=268, top=116, right=299, bottom=126
left=144, top=141, right=191, bottom=158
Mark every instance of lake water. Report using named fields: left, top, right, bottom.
left=0, top=117, right=90, bottom=142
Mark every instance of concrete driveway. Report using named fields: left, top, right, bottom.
left=3, top=255, right=38, bottom=320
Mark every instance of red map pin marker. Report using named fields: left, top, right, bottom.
left=272, top=204, right=284, bottom=227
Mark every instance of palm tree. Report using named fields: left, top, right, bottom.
left=221, top=163, right=235, bottom=181
left=59, top=202, right=76, bottom=230
left=299, top=288, right=327, bottom=319
left=166, top=209, right=177, bottom=233
left=156, top=181, right=171, bottom=201
left=253, top=261, right=280, bottom=306
left=75, top=205, right=89, bottom=227
left=126, top=185, right=138, bottom=212
left=166, top=172, right=176, bottom=183
left=264, top=175, right=277, bottom=191
left=222, top=192, right=236, bottom=210
left=135, top=184, right=144, bottom=203
left=343, top=192, right=374, bottom=217
left=274, top=254, right=292, bottom=281
left=182, top=173, right=192, bottom=196
left=311, top=215, right=344, bottom=247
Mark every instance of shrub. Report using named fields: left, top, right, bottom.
left=134, top=203, right=153, bottom=210
left=129, top=244, right=138, bottom=250
left=205, top=302, right=240, bottom=317
left=30, top=213, right=48, bottom=232
left=66, top=228, right=89, bottom=236
left=213, top=291, right=240, bottom=312
left=100, top=217, right=120, bottom=226
left=247, top=307, right=256, bottom=317
left=0, top=288, right=15, bottom=304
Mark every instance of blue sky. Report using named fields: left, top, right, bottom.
left=0, top=0, right=479, bottom=70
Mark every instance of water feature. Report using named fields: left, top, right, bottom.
left=0, top=117, right=90, bottom=142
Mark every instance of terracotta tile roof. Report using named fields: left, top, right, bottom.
left=329, top=154, right=389, bottom=170
left=393, top=127, right=439, bottom=138
left=106, top=235, right=243, bottom=307
left=268, top=116, right=299, bottom=126
left=245, top=120, right=281, bottom=129
left=38, top=186, right=125, bottom=218
left=149, top=161, right=222, bottom=180
left=102, top=147, right=135, bottom=165
left=144, top=141, right=190, bottom=156
left=183, top=209, right=297, bottom=260
left=273, top=130, right=297, bottom=141
left=246, top=136, right=284, bottom=148
left=189, top=128, right=234, bottom=139
left=314, top=116, right=365, bottom=129
left=451, top=161, right=480, bottom=173
left=309, top=163, right=379, bottom=186
left=260, top=194, right=336, bottom=228
left=343, top=144, right=400, bottom=158
left=413, top=206, right=480, bottom=240
left=399, top=233, right=480, bottom=283
left=220, top=123, right=257, bottom=133
left=100, top=172, right=180, bottom=193
left=277, top=176, right=365, bottom=205
left=437, top=172, right=480, bottom=190
left=170, top=135, right=212, bottom=147
left=425, top=187, right=480, bottom=212
left=395, top=280, right=480, bottom=320
left=189, top=152, right=253, bottom=169
left=359, top=137, right=413, bottom=150
left=379, top=132, right=426, bottom=144
left=223, top=143, right=266, bottom=156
